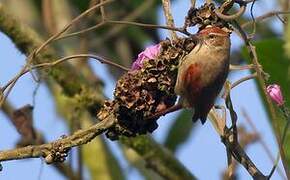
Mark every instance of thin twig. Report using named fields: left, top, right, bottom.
left=106, top=20, right=189, bottom=36
left=100, top=0, right=155, bottom=44
left=248, top=0, right=257, bottom=37
left=230, top=73, right=257, bottom=89
left=56, top=20, right=190, bottom=40
left=2, top=54, right=129, bottom=93
left=100, top=0, right=106, bottom=20
left=242, top=11, right=290, bottom=28
left=161, top=0, right=178, bottom=40
left=190, top=0, right=196, bottom=7
left=229, top=64, right=256, bottom=71
left=224, top=82, right=238, bottom=144
left=215, top=4, right=246, bottom=21
left=209, top=110, right=267, bottom=179
left=242, top=109, right=287, bottom=180
left=275, top=14, right=287, bottom=25
left=0, top=0, right=114, bottom=106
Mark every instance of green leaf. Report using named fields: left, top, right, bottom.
left=164, top=110, right=196, bottom=153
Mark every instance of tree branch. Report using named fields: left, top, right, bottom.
left=0, top=116, right=115, bottom=162
left=161, top=0, right=178, bottom=40
left=209, top=110, right=267, bottom=179
left=1, top=102, right=80, bottom=180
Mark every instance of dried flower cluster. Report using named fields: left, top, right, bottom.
left=184, top=3, right=230, bottom=30
left=97, top=37, right=196, bottom=140
left=96, top=3, right=233, bottom=140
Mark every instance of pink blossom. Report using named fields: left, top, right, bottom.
left=267, top=84, right=284, bottom=106
left=131, top=44, right=161, bottom=70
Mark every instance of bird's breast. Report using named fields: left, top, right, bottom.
left=177, top=63, right=202, bottom=107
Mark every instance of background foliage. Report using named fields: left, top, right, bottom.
left=0, top=0, right=289, bottom=179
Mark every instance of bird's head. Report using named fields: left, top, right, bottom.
left=197, top=26, right=231, bottom=48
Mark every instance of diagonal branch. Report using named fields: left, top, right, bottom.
left=209, top=110, right=267, bottom=179
left=0, top=116, right=115, bottom=162
left=1, top=102, right=80, bottom=180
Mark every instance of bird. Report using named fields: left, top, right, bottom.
left=174, top=26, right=231, bottom=124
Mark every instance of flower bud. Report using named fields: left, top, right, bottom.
left=266, top=84, right=284, bottom=106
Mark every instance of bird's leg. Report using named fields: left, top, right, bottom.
left=146, top=104, right=183, bottom=120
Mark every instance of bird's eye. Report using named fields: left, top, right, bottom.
left=209, top=34, right=215, bottom=39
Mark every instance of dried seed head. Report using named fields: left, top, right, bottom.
left=97, top=36, right=197, bottom=140
left=184, top=3, right=231, bottom=31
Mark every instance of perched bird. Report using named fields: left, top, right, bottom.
left=175, top=26, right=231, bottom=124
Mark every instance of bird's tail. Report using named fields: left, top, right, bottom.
left=192, top=111, right=207, bottom=124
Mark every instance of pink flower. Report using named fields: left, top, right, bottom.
left=267, top=84, right=284, bottom=106
left=131, top=44, right=161, bottom=70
